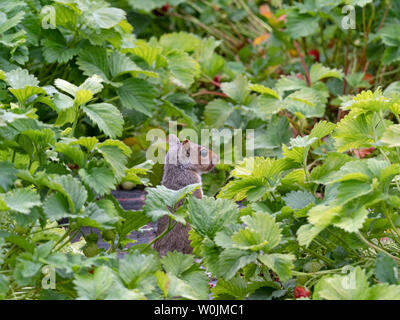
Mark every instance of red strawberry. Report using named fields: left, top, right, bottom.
left=67, top=163, right=78, bottom=170
left=161, top=3, right=170, bottom=12
left=308, top=49, right=320, bottom=62
left=353, top=147, right=375, bottom=158
left=294, top=286, right=310, bottom=299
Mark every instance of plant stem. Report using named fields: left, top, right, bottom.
left=357, top=231, right=400, bottom=262
left=144, top=217, right=177, bottom=251
left=293, top=40, right=311, bottom=87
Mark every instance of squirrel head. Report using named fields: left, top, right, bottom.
left=166, top=134, right=219, bottom=173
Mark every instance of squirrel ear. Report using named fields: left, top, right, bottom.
left=168, top=134, right=180, bottom=149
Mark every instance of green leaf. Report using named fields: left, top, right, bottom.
left=204, top=99, right=232, bottom=128
left=286, top=11, right=319, bottom=39
left=161, top=251, right=194, bottom=276
left=5, top=68, right=39, bottom=89
left=282, top=191, right=315, bottom=210
left=379, top=23, right=400, bottom=47
left=310, top=64, right=343, bottom=84
left=119, top=250, right=159, bottom=288
left=71, top=136, right=99, bottom=152
left=54, top=79, right=78, bottom=96
left=117, top=78, right=158, bottom=117
left=313, top=266, right=369, bottom=300
left=2, top=189, right=41, bottom=214
left=258, top=253, right=295, bottom=282
left=143, top=184, right=200, bottom=222
left=74, top=266, right=143, bottom=300
left=126, top=42, right=161, bottom=67
left=55, top=143, right=86, bottom=168
left=166, top=50, right=200, bottom=89
left=334, top=113, right=385, bottom=152
left=333, top=205, right=369, bottom=233
left=97, top=145, right=128, bottom=182
left=51, top=175, right=87, bottom=213
left=218, top=249, right=257, bottom=280
left=249, top=84, right=280, bottom=99
left=211, top=275, right=248, bottom=299
left=78, top=202, right=119, bottom=230
left=79, top=166, right=116, bottom=196
left=231, top=212, right=282, bottom=252
left=0, top=11, right=25, bottom=34
left=88, top=7, right=125, bottom=29
left=10, top=86, right=47, bottom=104
left=159, top=32, right=201, bottom=53
left=43, top=193, right=71, bottom=220
left=187, top=196, right=238, bottom=239
left=83, top=103, right=124, bottom=139
left=76, top=47, right=110, bottom=84
left=41, top=37, right=80, bottom=64
left=0, top=274, right=9, bottom=299
left=0, top=161, right=17, bottom=192
left=221, top=74, right=249, bottom=104
left=375, top=253, right=399, bottom=285
left=314, top=266, right=400, bottom=300
left=381, top=124, right=400, bottom=147
left=296, top=224, right=325, bottom=247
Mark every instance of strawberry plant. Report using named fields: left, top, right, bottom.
left=1, top=0, right=400, bottom=301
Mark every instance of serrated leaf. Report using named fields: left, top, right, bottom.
left=97, top=145, right=128, bottom=182
left=74, top=89, right=93, bottom=106
left=143, top=184, right=200, bottom=221
left=286, top=11, right=319, bottom=39
left=258, top=253, right=295, bottom=282
left=232, top=212, right=281, bottom=252
left=55, top=143, right=86, bottom=168
left=204, top=99, right=232, bottom=128
left=283, top=191, right=315, bottom=210
left=381, top=125, right=400, bottom=147
left=74, top=266, right=143, bottom=300
left=83, top=103, right=124, bottom=139
left=5, top=68, right=39, bottom=89
left=221, top=74, right=249, bottom=104
left=218, top=249, right=257, bottom=280
left=375, top=254, right=398, bottom=285
left=310, top=64, right=343, bottom=84
left=78, top=202, right=119, bottom=230
left=117, top=78, right=158, bottom=117
left=187, top=196, right=238, bottom=239
left=71, top=136, right=98, bottom=152
left=79, top=166, right=116, bottom=196
left=248, top=84, right=280, bottom=99
left=43, top=193, right=71, bottom=220
left=166, top=50, right=200, bottom=89
left=54, top=79, right=78, bottom=97
left=51, top=175, right=87, bottom=213
left=119, top=250, right=159, bottom=288
left=0, top=161, right=17, bottom=192
left=2, top=189, right=40, bottom=214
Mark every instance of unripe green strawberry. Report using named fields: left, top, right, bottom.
left=121, top=181, right=135, bottom=190
left=15, top=225, right=29, bottom=235
left=304, top=261, right=322, bottom=273
left=86, top=232, right=98, bottom=244
left=14, top=179, right=23, bottom=188
left=103, top=230, right=116, bottom=241
left=83, top=243, right=98, bottom=257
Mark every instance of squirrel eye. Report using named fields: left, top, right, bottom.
left=186, top=149, right=190, bottom=157
left=200, top=149, right=208, bottom=157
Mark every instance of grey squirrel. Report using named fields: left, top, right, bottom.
left=153, top=134, right=219, bottom=256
